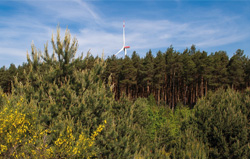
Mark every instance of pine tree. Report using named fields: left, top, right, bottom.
left=245, top=58, right=250, bottom=87
left=142, top=50, right=154, bottom=97
left=131, top=51, right=141, bottom=98
left=193, top=89, right=249, bottom=158
left=165, top=46, right=183, bottom=110
left=0, top=64, right=17, bottom=93
left=134, top=53, right=145, bottom=98
left=120, top=56, right=137, bottom=98
left=192, top=50, right=209, bottom=101
left=105, top=55, right=121, bottom=100
left=153, top=51, right=165, bottom=104
left=51, top=26, right=78, bottom=83
left=0, top=66, right=8, bottom=92
left=209, top=51, right=229, bottom=90
left=227, top=49, right=246, bottom=90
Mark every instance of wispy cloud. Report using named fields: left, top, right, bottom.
left=73, top=0, right=100, bottom=21
left=22, top=0, right=101, bottom=24
left=0, top=0, right=101, bottom=66
left=0, top=0, right=249, bottom=66
left=76, top=15, right=248, bottom=57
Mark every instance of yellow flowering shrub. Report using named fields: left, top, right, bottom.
left=0, top=92, right=106, bottom=158
left=0, top=94, right=30, bottom=157
left=0, top=93, right=50, bottom=158
left=53, top=120, right=106, bottom=158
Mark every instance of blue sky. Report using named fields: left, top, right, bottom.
left=0, top=0, right=250, bottom=67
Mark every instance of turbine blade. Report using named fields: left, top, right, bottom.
left=123, top=21, right=125, bottom=47
left=115, top=47, right=124, bottom=56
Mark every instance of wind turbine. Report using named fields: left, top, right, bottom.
left=115, top=21, right=130, bottom=56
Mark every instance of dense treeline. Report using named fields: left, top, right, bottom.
left=104, top=46, right=250, bottom=108
left=2, top=44, right=250, bottom=109
left=0, top=27, right=249, bottom=158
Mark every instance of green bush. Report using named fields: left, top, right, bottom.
left=193, top=88, right=249, bottom=158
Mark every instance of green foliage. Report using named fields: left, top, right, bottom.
left=227, top=49, right=246, bottom=89
left=0, top=27, right=111, bottom=158
left=1, top=26, right=250, bottom=159
left=209, top=51, right=229, bottom=89
left=0, top=91, right=106, bottom=158
left=173, top=129, right=208, bottom=159
left=193, top=88, right=249, bottom=158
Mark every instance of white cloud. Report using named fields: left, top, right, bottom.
left=77, top=28, right=122, bottom=56
left=22, top=0, right=101, bottom=24
left=0, top=0, right=102, bottom=66
left=74, top=17, right=248, bottom=57
left=0, top=47, right=28, bottom=66
left=0, top=15, right=53, bottom=58
left=0, top=0, right=249, bottom=66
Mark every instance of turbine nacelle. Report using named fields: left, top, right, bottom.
left=115, top=21, right=130, bottom=56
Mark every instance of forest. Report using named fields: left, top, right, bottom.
left=0, top=28, right=249, bottom=158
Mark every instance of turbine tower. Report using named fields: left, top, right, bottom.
left=115, top=21, right=130, bottom=56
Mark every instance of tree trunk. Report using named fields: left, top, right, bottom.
left=196, top=82, right=198, bottom=103
left=117, top=81, right=120, bottom=100
left=164, top=74, right=167, bottom=103
left=205, top=80, right=208, bottom=97
left=143, top=87, right=145, bottom=98
left=157, top=89, right=160, bottom=105
left=184, top=83, right=187, bottom=105
left=190, top=85, right=193, bottom=105
left=164, top=86, right=167, bottom=102
left=177, top=77, right=180, bottom=103
left=126, top=84, right=129, bottom=98
left=147, top=81, right=150, bottom=97
left=201, top=76, right=204, bottom=97
left=114, top=83, right=117, bottom=100
left=172, top=71, right=175, bottom=112
left=169, top=75, right=172, bottom=108
left=193, top=84, right=196, bottom=104
left=136, top=84, right=138, bottom=98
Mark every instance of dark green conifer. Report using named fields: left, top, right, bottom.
left=227, top=49, right=246, bottom=90
left=153, top=51, right=165, bottom=104
left=209, top=51, right=229, bottom=90
left=120, top=55, right=137, bottom=98
left=142, top=50, right=154, bottom=97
